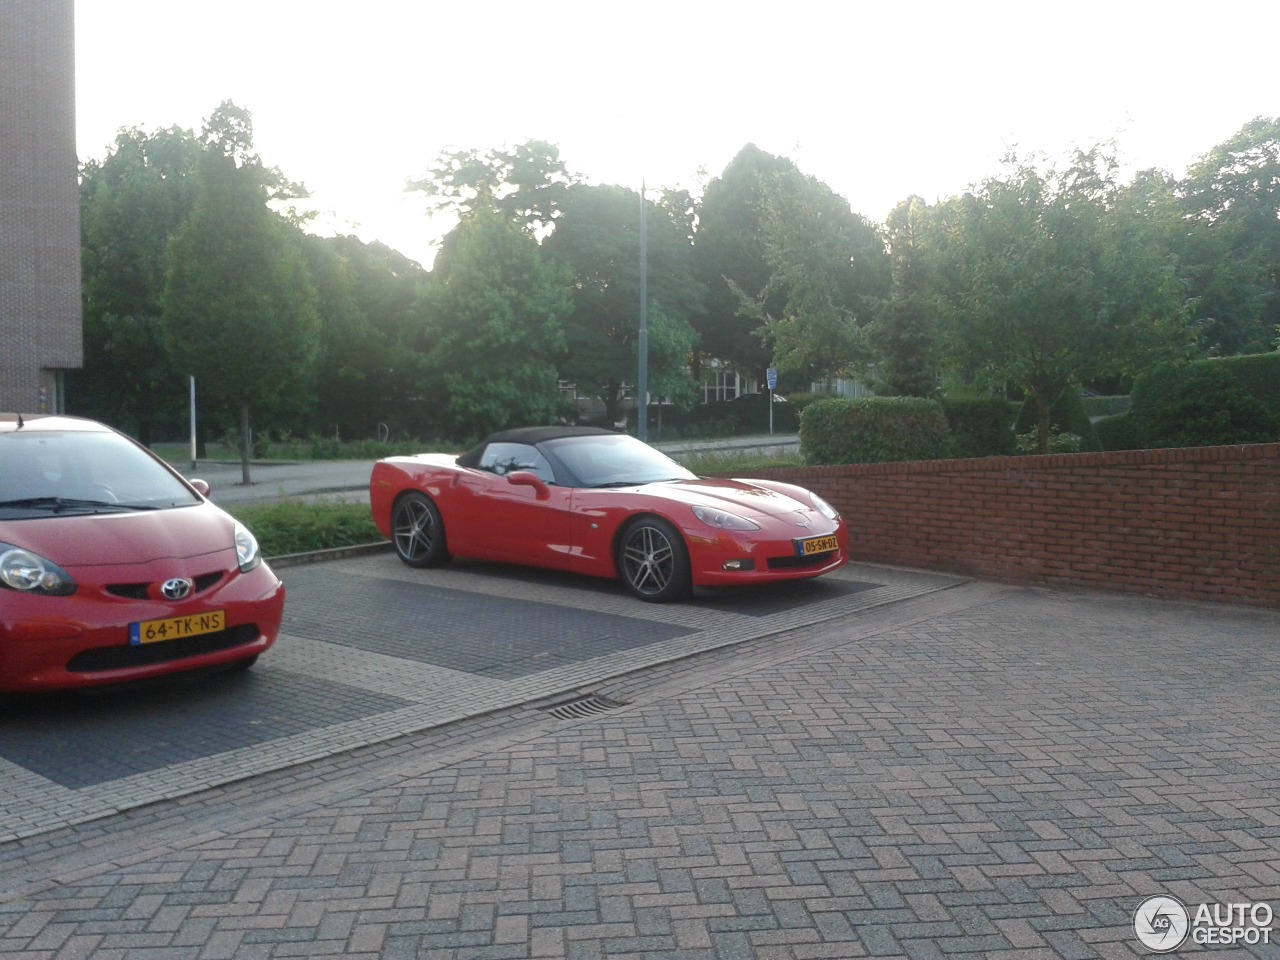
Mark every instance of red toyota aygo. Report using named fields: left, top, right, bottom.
left=0, top=414, right=284, bottom=694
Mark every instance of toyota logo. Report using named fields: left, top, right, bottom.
left=161, top=578, right=193, bottom=601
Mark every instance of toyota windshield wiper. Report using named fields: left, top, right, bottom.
left=0, top=497, right=154, bottom=513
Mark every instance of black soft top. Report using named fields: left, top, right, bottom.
left=455, top=426, right=619, bottom=468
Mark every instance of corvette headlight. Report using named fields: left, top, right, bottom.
left=692, top=505, right=760, bottom=531
left=0, top=544, right=77, bottom=596
left=233, top=521, right=262, bottom=572
left=809, top=493, right=839, bottom=521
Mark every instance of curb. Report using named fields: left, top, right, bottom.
left=267, top=541, right=393, bottom=569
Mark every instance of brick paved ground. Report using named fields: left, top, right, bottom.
left=0, top=559, right=949, bottom=841
left=1, top=581, right=1277, bottom=959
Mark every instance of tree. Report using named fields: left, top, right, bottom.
left=544, top=184, right=703, bottom=426
left=420, top=206, right=570, bottom=439
left=74, top=125, right=204, bottom=441
left=313, top=236, right=429, bottom=437
left=735, top=170, right=889, bottom=383
left=297, top=235, right=386, bottom=439
left=409, top=139, right=577, bottom=237
left=644, top=304, right=701, bottom=412
left=692, top=144, right=797, bottom=378
left=868, top=196, right=941, bottom=397
left=162, top=102, right=320, bottom=481
left=934, top=148, right=1187, bottom=453
left=1176, top=116, right=1280, bottom=355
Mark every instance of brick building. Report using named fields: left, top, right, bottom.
left=0, top=0, right=81, bottom=413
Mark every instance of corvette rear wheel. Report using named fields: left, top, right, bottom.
left=618, top=517, right=691, bottom=602
left=392, top=493, right=450, bottom=568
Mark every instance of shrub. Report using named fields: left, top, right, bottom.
left=1012, top=387, right=1101, bottom=451
left=709, top=395, right=799, bottom=434
left=800, top=397, right=953, bottom=465
left=1081, top=395, right=1132, bottom=418
left=1129, top=363, right=1193, bottom=442
left=782, top=392, right=828, bottom=420
left=941, top=398, right=1015, bottom=458
left=230, top=501, right=383, bottom=557
left=1217, top=352, right=1280, bottom=415
left=1136, top=364, right=1277, bottom=448
left=1094, top=412, right=1142, bottom=451
left=1014, top=430, right=1082, bottom=454
left=634, top=396, right=800, bottom=439
left=1129, top=355, right=1280, bottom=448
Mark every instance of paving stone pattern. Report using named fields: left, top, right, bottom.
left=0, top=674, right=411, bottom=790
left=0, top=558, right=930, bottom=842
left=0, top=581, right=1277, bottom=958
left=280, top=568, right=693, bottom=679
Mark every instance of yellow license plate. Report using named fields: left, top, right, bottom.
left=796, top=535, right=839, bottom=557
left=129, top=610, right=226, bottom=645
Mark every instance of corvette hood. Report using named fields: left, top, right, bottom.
left=1, top=503, right=235, bottom=568
left=644, top=479, right=818, bottom=518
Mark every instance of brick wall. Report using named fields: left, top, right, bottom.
left=746, top=443, right=1280, bottom=609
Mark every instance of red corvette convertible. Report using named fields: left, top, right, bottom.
left=1, top=414, right=284, bottom=694
left=370, top=426, right=848, bottom=602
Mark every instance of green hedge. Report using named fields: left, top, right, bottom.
left=1012, top=388, right=1101, bottom=451
left=1219, top=353, right=1280, bottom=413
left=231, top=501, right=383, bottom=557
left=941, top=398, right=1015, bottom=458
left=1081, top=395, right=1132, bottom=418
left=1130, top=354, right=1280, bottom=448
left=800, top=397, right=953, bottom=465
left=1094, top=412, right=1142, bottom=450
left=629, top=395, right=800, bottom=441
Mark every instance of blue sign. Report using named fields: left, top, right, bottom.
left=766, top=368, right=777, bottom=390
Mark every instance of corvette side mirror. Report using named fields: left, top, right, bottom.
left=507, top=470, right=551, bottom=500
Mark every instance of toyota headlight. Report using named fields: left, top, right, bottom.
left=0, top=543, right=77, bottom=596
left=233, top=521, right=262, bottom=572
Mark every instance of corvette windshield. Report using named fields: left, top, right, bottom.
left=547, top=434, right=696, bottom=488
left=0, top=430, right=200, bottom=519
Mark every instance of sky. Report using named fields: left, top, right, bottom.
left=74, top=1, right=1279, bottom=267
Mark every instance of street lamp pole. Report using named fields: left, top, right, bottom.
left=637, top=182, right=649, bottom=441
left=189, top=375, right=197, bottom=471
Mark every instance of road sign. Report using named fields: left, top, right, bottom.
left=766, top=368, right=777, bottom=390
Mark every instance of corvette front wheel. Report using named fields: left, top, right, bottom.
left=618, top=517, right=691, bottom=602
left=392, top=493, right=450, bottom=568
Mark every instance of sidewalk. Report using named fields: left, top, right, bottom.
left=1, top=578, right=1277, bottom=958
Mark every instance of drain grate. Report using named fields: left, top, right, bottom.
left=542, top=694, right=627, bottom=721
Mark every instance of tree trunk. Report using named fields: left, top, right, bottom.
left=240, top=403, right=252, bottom=485
left=1036, top=394, right=1053, bottom=455
left=603, top=378, right=622, bottom=430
